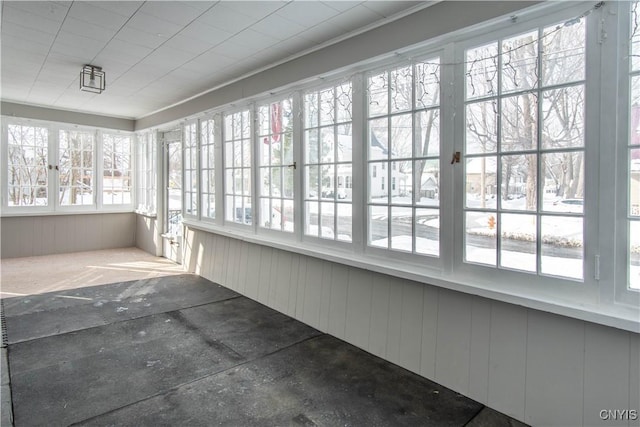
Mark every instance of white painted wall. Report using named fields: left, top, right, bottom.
left=0, top=213, right=136, bottom=259
left=184, top=227, right=640, bottom=427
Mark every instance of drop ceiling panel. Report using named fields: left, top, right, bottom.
left=1, top=1, right=432, bottom=119
left=66, top=2, right=130, bottom=30
left=198, top=4, right=261, bottom=33
left=138, top=2, right=208, bottom=26
left=2, top=5, right=66, bottom=34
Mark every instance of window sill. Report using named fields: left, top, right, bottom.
left=183, top=219, right=640, bottom=334
left=134, top=210, right=157, bottom=218
left=1, top=208, right=135, bottom=218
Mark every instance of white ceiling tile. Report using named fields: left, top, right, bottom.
left=179, top=21, right=232, bottom=45
left=139, top=48, right=198, bottom=71
left=199, top=3, right=260, bottom=33
left=321, top=1, right=364, bottom=13
left=0, top=34, right=51, bottom=56
left=206, top=41, right=253, bottom=60
left=126, top=12, right=183, bottom=38
left=87, top=1, right=144, bottom=18
left=53, top=31, right=107, bottom=55
left=1, top=22, right=56, bottom=46
left=2, top=46, right=46, bottom=67
left=362, top=1, right=423, bottom=18
left=1, top=5, right=64, bottom=34
left=67, top=2, right=130, bottom=30
left=115, top=27, right=169, bottom=50
left=101, top=39, right=153, bottom=62
left=61, top=17, right=120, bottom=42
left=163, top=34, right=215, bottom=56
left=276, top=2, right=341, bottom=28
left=228, top=29, right=281, bottom=51
left=323, top=4, right=384, bottom=32
left=139, top=2, right=208, bottom=26
left=221, top=1, right=288, bottom=21
left=248, top=14, right=307, bottom=41
left=3, top=1, right=71, bottom=23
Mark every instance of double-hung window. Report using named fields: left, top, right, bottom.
left=463, top=18, right=586, bottom=279
left=304, top=82, right=353, bottom=241
left=224, top=109, right=252, bottom=226
left=135, top=132, right=157, bottom=215
left=102, top=133, right=132, bottom=206
left=258, top=98, right=294, bottom=233
left=366, top=58, right=441, bottom=256
left=3, top=120, right=134, bottom=212
left=58, top=129, right=95, bottom=207
left=184, top=122, right=198, bottom=218
left=6, top=123, right=49, bottom=207
left=200, top=118, right=216, bottom=220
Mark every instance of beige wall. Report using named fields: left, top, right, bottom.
left=184, top=227, right=640, bottom=427
left=135, top=214, right=161, bottom=257
left=0, top=213, right=135, bottom=259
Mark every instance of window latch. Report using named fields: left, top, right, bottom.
left=48, top=164, right=53, bottom=170
left=450, top=151, right=460, bottom=164
left=287, top=161, right=297, bottom=170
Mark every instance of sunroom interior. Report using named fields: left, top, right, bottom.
left=1, top=1, right=639, bottom=426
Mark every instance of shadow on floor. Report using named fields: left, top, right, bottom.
left=2, top=274, right=527, bottom=426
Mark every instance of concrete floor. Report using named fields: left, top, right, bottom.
left=0, top=248, right=527, bottom=426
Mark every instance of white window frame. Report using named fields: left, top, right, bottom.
left=614, top=0, right=640, bottom=306
left=175, top=0, right=638, bottom=331
left=363, top=53, right=443, bottom=267
left=256, top=95, right=297, bottom=237
left=1, top=117, right=135, bottom=215
left=222, top=107, right=254, bottom=229
left=135, top=131, right=157, bottom=216
left=183, top=120, right=199, bottom=220
left=101, top=132, right=133, bottom=208
left=199, top=115, right=218, bottom=224
left=302, top=78, right=355, bottom=247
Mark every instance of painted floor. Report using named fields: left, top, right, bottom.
left=1, top=250, right=527, bottom=426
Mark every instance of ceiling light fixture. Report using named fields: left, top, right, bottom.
left=80, top=65, right=105, bottom=94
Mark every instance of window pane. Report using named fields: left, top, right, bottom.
left=466, top=43, right=498, bottom=100
left=465, top=211, right=497, bottom=266
left=416, top=208, right=439, bottom=256
left=391, top=206, right=413, bottom=252
left=501, top=31, right=538, bottom=93
left=306, top=201, right=319, bottom=237
left=416, top=59, right=440, bottom=109
left=542, top=20, right=585, bottom=86
left=368, top=72, right=388, bottom=116
left=320, top=88, right=335, bottom=125
left=369, top=118, right=388, bottom=160
left=416, top=159, right=439, bottom=207
left=321, top=127, right=334, bottom=163
left=369, top=162, right=388, bottom=203
left=631, top=221, right=640, bottom=289
left=306, top=165, right=319, bottom=199
left=541, top=152, right=584, bottom=213
left=305, top=93, right=318, bottom=128
left=500, top=213, right=536, bottom=272
left=336, top=83, right=352, bottom=123
left=337, top=164, right=352, bottom=201
left=631, top=76, right=640, bottom=146
left=466, top=156, right=497, bottom=209
left=466, top=100, right=497, bottom=155
left=305, top=129, right=319, bottom=163
left=541, top=215, right=583, bottom=280
left=391, top=114, right=412, bottom=159
left=390, top=66, right=412, bottom=113
left=501, top=154, right=537, bottom=211
left=416, top=110, right=440, bottom=157
left=541, top=85, right=585, bottom=149
left=369, top=205, right=388, bottom=248
left=337, top=125, right=352, bottom=162
left=501, top=92, right=538, bottom=152
left=337, top=203, right=352, bottom=242
left=59, top=130, right=94, bottom=206
left=390, top=161, right=410, bottom=205
left=632, top=149, right=640, bottom=217
left=7, top=124, right=49, bottom=207
left=320, top=201, right=335, bottom=239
